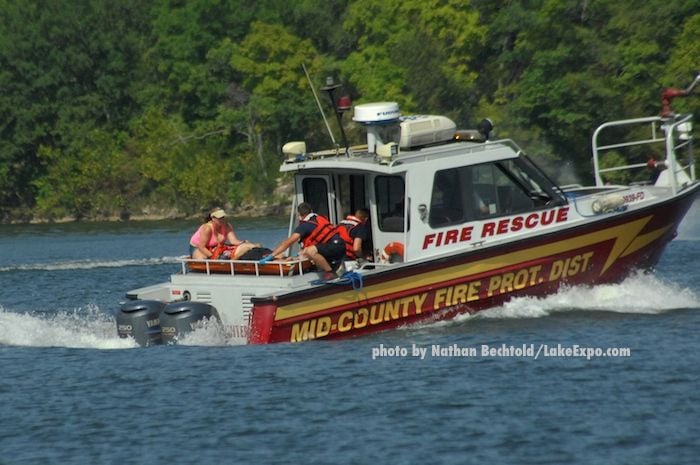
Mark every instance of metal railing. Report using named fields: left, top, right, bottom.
left=592, top=114, right=695, bottom=194
left=179, top=256, right=312, bottom=277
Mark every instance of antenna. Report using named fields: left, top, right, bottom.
left=321, top=76, right=351, bottom=155
left=302, top=63, right=337, bottom=147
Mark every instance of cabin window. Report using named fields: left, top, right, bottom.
left=429, top=161, right=557, bottom=227
left=429, top=170, right=467, bottom=227
left=302, top=177, right=330, bottom=218
left=511, top=155, right=567, bottom=206
left=472, top=162, right=537, bottom=216
left=337, top=174, right=368, bottom=218
left=375, top=175, right=406, bottom=232
left=488, top=158, right=564, bottom=212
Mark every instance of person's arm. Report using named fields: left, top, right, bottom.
left=225, top=224, right=247, bottom=246
left=476, top=195, right=489, bottom=215
left=268, top=232, right=301, bottom=259
left=353, top=224, right=370, bottom=259
left=352, top=237, right=363, bottom=258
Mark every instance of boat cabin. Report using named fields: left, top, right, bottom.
left=280, top=102, right=568, bottom=264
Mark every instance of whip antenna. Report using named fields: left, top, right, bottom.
left=302, top=63, right=337, bottom=147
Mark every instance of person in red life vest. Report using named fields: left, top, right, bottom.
left=336, top=208, right=372, bottom=261
left=189, top=207, right=260, bottom=259
left=263, top=202, right=345, bottom=278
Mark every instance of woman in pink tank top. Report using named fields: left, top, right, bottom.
left=189, top=207, right=259, bottom=259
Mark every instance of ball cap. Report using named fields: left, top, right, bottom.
left=211, top=208, right=226, bottom=219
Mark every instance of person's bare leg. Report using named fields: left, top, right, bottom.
left=232, top=242, right=259, bottom=259
left=192, top=249, right=207, bottom=259
left=301, top=246, right=332, bottom=271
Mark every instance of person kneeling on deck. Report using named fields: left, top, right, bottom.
left=262, top=202, right=345, bottom=279
left=336, top=208, right=372, bottom=262
left=189, top=207, right=260, bottom=260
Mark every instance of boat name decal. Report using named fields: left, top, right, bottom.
left=422, top=207, right=569, bottom=250
left=289, top=250, right=594, bottom=342
left=622, top=191, right=645, bottom=203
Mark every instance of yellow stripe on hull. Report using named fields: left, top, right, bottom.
left=275, top=216, right=656, bottom=321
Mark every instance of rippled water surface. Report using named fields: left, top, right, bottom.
left=1, top=210, right=700, bottom=464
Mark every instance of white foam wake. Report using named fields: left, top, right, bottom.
left=0, top=256, right=183, bottom=272
left=0, top=305, right=243, bottom=349
left=175, top=322, right=241, bottom=347
left=0, top=305, right=137, bottom=349
left=2, top=272, right=697, bottom=349
left=466, top=271, right=699, bottom=321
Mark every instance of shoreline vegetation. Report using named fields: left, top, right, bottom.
left=15, top=201, right=292, bottom=225
left=2, top=2, right=697, bottom=226
left=5, top=181, right=294, bottom=225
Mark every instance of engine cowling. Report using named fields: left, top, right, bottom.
left=160, top=301, right=219, bottom=344
left=116, top=300, right=164, bottom=346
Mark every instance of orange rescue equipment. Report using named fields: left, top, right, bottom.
left=335, top=215, right=363, bottom=259
left=300, top=213, right=336, bottom=248
left=210, top=243, right=239, bottom=260
left=380, top=242, right=405, bottom=263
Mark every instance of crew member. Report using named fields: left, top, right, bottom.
left=336, top=208, right=372, bottom=261
left=263, top=202, right=346, bottom=278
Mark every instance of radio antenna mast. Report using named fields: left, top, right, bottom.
left=302, top=63, right=337, bottom=147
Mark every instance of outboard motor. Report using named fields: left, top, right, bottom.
left=116, top=300, right=164, bottom=346
left=160, top=301, right=219, bottom=344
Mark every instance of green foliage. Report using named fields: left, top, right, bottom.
left=225, top=21, right=332, bottom=167
left=126, top=107, right=242, bottom=215
left=0, top=0, right=698, bottom=222
left=33, top=129, right=138, bottom=221
left=664, top=13, right=700, bottom=116
left=475, top=0, right=699, bottom=182
left=0, top=0, right=149, bottom=220
left=598, top=151, right=633, bottom=186
left=341, top=0, right=485, bottom=117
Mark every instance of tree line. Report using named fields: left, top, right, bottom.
left=1, top=0, right=698, bottom=222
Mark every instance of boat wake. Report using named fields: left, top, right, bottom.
left=0, top=257, right=183, bottom=272
left=461, top=271, right=699, bottom=322
left=0, top=305, right=240, bottom=349
left=2, top=272, right=697, bottom=349
left=0, top=305, right=136, bottom=349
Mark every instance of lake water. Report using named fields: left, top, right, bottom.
left=1, top=208, right=700, bottom=464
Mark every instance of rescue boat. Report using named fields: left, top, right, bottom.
left=117, top=74, right=700, bottom=345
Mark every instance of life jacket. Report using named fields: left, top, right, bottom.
left=300, top=213, right=337, bottom=248
left=336, top=215, right=363, bottom=258
left=210, top=243, right=235, bottom=260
